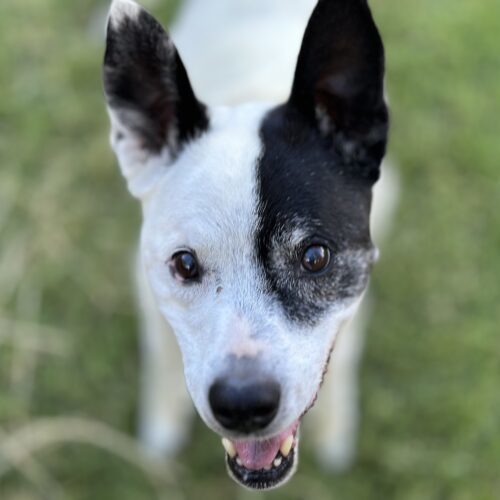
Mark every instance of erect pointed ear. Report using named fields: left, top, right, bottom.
left=289, top=0, right=388, bottom=182
left=103, top=0, right=208, bottom=199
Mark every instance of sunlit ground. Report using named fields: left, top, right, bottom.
left=0, top=0, right=499, bottom=499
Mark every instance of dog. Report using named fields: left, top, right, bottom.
left=102, top=0, right=398, bottom=490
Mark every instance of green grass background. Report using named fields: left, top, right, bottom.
left=0, top=0, right=499, bottom=499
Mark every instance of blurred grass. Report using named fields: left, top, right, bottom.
left=0, top=0, right=499, bottom=499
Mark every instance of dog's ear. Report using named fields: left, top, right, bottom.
left=103, top=0, right=208, bottom=199
left=288, top=0, right=388, bottom=182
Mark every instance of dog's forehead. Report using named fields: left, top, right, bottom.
left=147, top=103, right=269, bottom=252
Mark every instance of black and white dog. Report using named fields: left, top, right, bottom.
left=103, top=0, right=398, bottom=490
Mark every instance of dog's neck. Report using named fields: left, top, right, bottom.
left=172, top=0, right=316, bottom=105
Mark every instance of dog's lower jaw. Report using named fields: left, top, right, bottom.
left=226, top=429, right=299, bottom=491
left=226, top=443, right=299, bottom=491
left=221, top=421, right=300, bottom=490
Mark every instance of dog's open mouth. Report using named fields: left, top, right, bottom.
left=221, top=420, right=300, bottom=490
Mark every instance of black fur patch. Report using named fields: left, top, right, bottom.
left=289, top=0, right=388, bottom=182
left=255, top=0, right=387, bottom=325
left=255, top=105, right=376, bottom=325
left=103, top=9, right=208, bottom=154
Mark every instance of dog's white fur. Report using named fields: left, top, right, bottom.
left=109, top=0, right=142, bottom=28
left=107, top=0, right=399, bottom=471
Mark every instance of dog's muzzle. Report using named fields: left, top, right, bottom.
left=208, top=376, right=300, bottom=489
left=221, top=420, right=300, bottom=490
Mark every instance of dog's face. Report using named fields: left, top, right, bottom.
left=103, top=0, right=387, bottom=490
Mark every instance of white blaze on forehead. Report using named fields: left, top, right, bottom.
left=108, top=0, right=142, bottom=29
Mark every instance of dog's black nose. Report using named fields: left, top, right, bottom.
left=209, top=379, right=281, bottom=433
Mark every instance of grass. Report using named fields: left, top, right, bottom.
left=0, top=0, right=499, bottom=499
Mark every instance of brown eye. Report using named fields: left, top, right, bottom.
left=172, top=251, right=199, bottom=281
left=302, top=245, right=331, bottom=273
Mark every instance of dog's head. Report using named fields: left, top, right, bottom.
left=103, top=0, right=387, bottom=490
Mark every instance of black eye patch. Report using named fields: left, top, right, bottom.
left=264, top=242, right=375, bottom=325
left=255, top=105, right=377, bottom=325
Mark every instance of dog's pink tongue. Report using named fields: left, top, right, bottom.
left=233, top=437, right=282, bottom=471
left=232, top=421, right=299, bottom=471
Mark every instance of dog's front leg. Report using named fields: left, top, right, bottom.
left=306, top=299, right=370, bottom=472
left=136, top=258, right=193, bottom=457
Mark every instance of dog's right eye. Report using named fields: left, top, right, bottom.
left=301, top=245, right=331, bottom=274
left=171, top=251, right=200, bottom=282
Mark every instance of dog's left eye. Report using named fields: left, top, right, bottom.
left=301, top=245, right=331, bottom=273
left=171, top=251, right=200, bottom=282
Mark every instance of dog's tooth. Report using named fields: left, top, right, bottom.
left=273, top=457, right=282, bottom=468
left=280, top=436, right=294, bottom=458
left=236, top=457, right=243, bottom=466
left=221, top=438, right=236, bottom=458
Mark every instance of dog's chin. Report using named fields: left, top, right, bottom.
left=221, top=420, right=300, bottom=491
